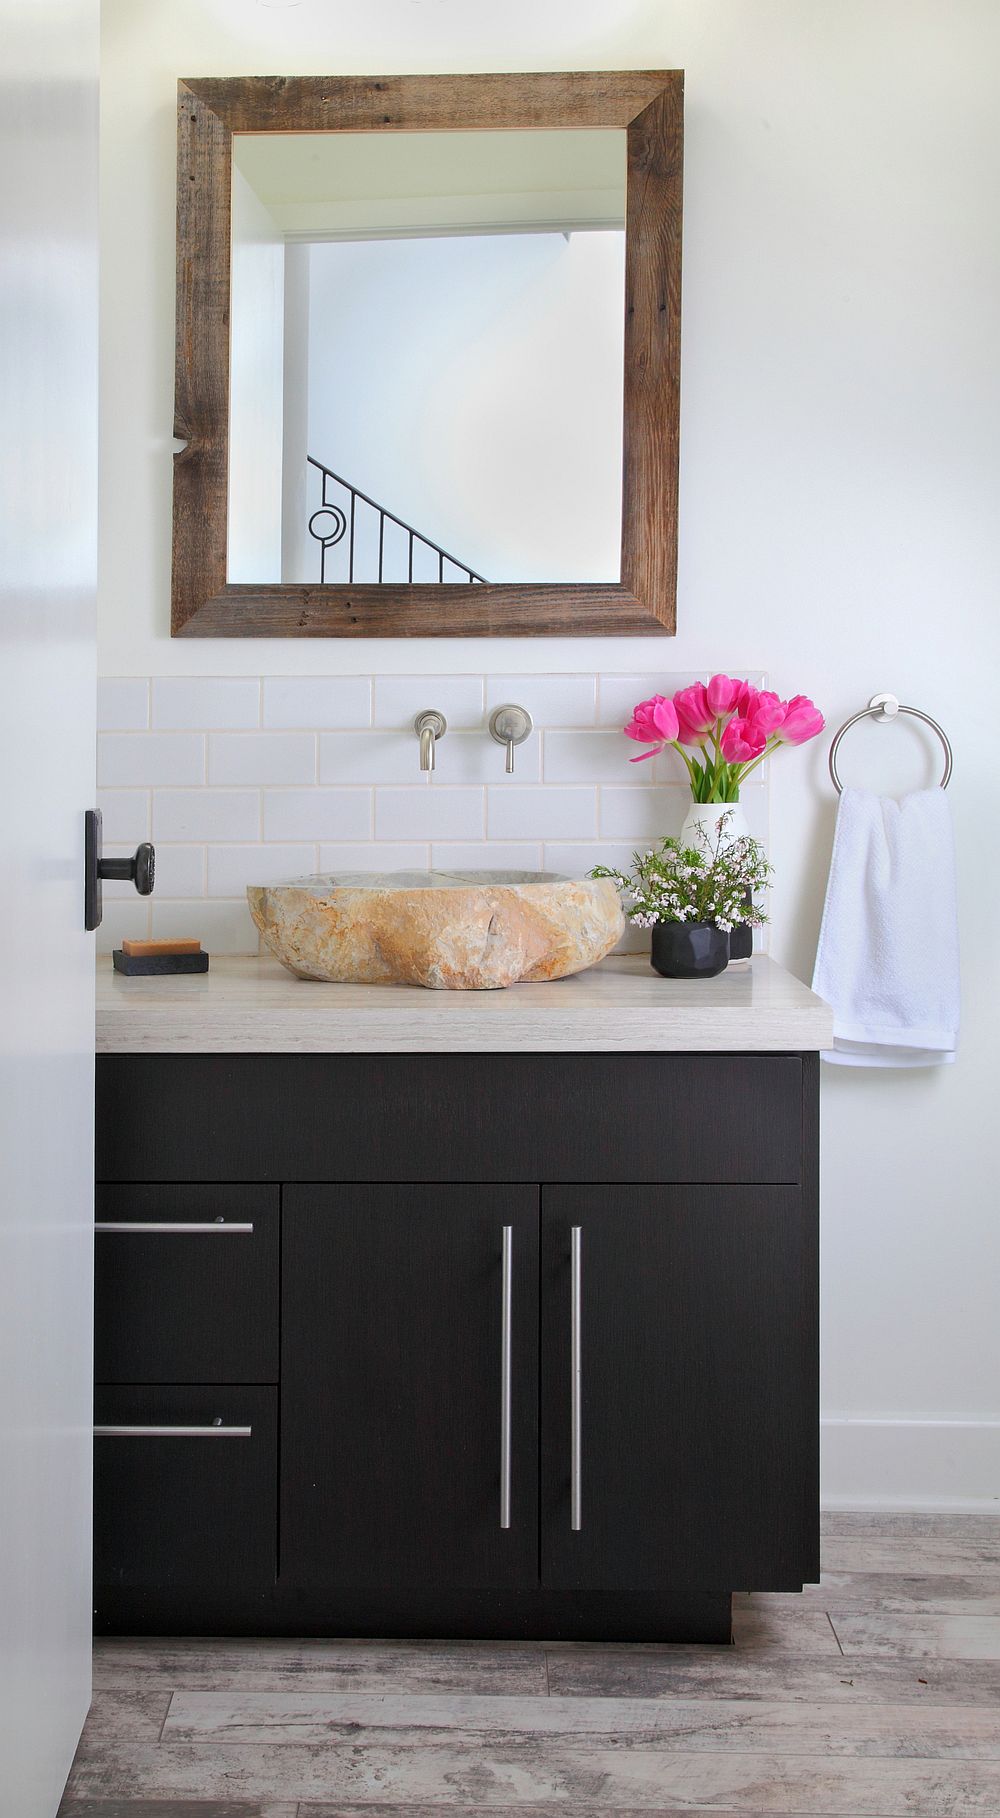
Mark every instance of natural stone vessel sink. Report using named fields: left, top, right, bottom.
left=247, top=869, right=625, bottom=990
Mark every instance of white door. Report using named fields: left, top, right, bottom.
left=0, top=1, right=99, bottom=1812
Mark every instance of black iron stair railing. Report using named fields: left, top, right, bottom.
left=307, top=455, right=487, bottom=585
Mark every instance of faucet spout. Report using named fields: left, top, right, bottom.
left=414, top=710, right=447, bottom=773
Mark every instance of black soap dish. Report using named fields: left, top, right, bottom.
left=113, top=950, right=210, bottom=975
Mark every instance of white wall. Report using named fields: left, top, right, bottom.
left=99, top=0, right=1000, bottom=1508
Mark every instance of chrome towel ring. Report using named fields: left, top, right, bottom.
left=828, top=693, right=953, bottom=794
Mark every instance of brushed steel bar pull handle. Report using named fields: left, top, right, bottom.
left=500, top=1224, right=513, bottom=1530
left=94, top=1423, right=252, bottom=1438
left=570, top=1225, right=582, bottom=1532
left=94, top=1222, right=254, bottom=1234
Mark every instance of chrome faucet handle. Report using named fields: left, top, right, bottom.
left=488, top=704, right=533, bottom=775
left=414, top=710, right=447, bottom=772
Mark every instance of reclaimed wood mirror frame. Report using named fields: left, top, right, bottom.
left=172, top=71, right=683, bottom=638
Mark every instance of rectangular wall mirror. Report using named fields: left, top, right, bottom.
left=173, top=72, right=683, bottom=638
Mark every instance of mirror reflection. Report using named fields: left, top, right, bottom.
left=228, top=128, right=626, bottom=587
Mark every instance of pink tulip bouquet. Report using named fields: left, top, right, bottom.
left=624, top=676, right=824, bottom=802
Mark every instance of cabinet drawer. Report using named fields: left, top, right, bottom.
left=93, top=1385, right=277, bottom=1590
left=95, top=1185, right=278, bottom=1383
left=97, top=1054, right=806, bottom=1183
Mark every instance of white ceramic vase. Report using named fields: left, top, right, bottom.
left=678, top=798, right=754, bottom=964
left=679, top=798, right=750, bottom=851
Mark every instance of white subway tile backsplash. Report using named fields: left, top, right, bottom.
left=375, top=788, right=484, bottom=842
left=208, top=733, right=316, bottom=786
left=653, top=744, right=697, bottom=787
left=140, top=844, right=206, bottom=900
left=318, top=842, right=430, bottom=873
left=151, top=899, right=261, bottom=955
left=320, top=732, right=429, bottom=786
left=97, top=789, right=150, bottom=844
left=98, top=733, right=205, bottom=787
left=543, top=730, right=647, bottom=785
left=96, top=899, right=150, bottom=955
left=730, top=786, right=770, bottom=844
left=487, top=786, right=596, bottom=842
left=435, top=731, right=541, bottom=785
left=597, top=672, right=704, bottom=729
left=431, top=842, right=544, bottom=872
left=153, top=678, right=260, bottom=730
left=94, top=678, right=771, bottom=932
left=98, top=678, right=149, bottom=731
left=153, top=790, right=260, bottom=843
left=599, top=786, right=689, bottom=840
left=374, top=675, right=484, bottom=729
left=486, top=675, right=596, bottom=727
left=544, top=840, right=636, bottom=878
left=601, top=782, right=768, bottom=843
left=207, top=844, right=316, bottom=898
left=263, top=676, right=371, bottom=729
left=263, top=788, right=371, bottom=843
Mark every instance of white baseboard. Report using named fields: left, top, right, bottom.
left=821, top=1416, right=1000, bottom=1512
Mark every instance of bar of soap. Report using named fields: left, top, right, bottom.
left=121, top=937, right=202, bottom=957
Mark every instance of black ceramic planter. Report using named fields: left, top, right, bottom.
left=651, top=922, right=730, bottom=980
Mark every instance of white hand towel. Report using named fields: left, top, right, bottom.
left=812, top=787, right=959, bottom=1067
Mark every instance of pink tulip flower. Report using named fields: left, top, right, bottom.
left=623, top=693, right=680, bottom=761
left=720, top=715, right=767, bottom=763
left=746, top=690, right=787, bottom=738
left=705, top=673, right=743, bottom=716
left=777, top=694, right=825, bottom=744
left=672, top=683, right=715, bottom=745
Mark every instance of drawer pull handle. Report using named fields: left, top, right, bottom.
left=94, top=1222, right=254, bottom=1234
left=94, top=1423, right=252, bottom=1438
left=571, top=1225, right=582, bottom=1532
left=500, top=1224, right=513, bottom=1530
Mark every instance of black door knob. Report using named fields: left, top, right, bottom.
left=84, top=809, right=156, bottom=931
left=99, top=842, right=156, bottom=895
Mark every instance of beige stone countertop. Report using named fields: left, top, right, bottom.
left=96, top=953, right=832, bottom=1055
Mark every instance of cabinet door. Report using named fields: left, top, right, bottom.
left=541, top=1187, right=817, bottom=1591
left=281, top=1186, right=539, bottom=1589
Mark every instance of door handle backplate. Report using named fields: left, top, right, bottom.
left=85, top=807, right=155, bottom=930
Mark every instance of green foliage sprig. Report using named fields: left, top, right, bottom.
left=591, top=811, right=772, bottom=931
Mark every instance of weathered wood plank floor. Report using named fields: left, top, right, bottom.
left=59, top=1515, right=1000, bottom=1817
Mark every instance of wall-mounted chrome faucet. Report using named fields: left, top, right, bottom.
left=414, top=709, right=447, bottom=772
left=488, top=704, right=533, bottom=774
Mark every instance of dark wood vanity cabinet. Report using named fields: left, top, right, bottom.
left=93, top=1051, right=819, bottom=1641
